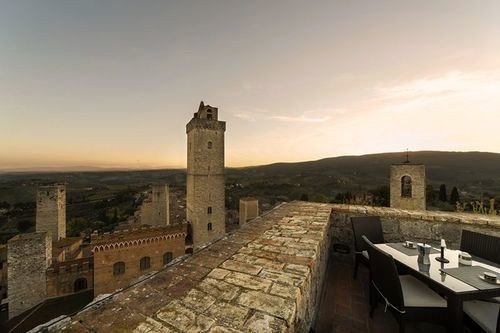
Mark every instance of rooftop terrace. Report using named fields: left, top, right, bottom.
left=40, top=202, right=500, bottom=333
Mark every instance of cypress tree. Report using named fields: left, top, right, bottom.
left=450, top=187, right=460, bottom=204
left=439, top=184, right=447, bottom=202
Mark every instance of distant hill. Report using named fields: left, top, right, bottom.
left=227, top=151, right=500, bottom=196
left=1, top=151, right=499, bottom=202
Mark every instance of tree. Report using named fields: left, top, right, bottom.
left=439, top=184, right=447, bottom=202
left=426, top=185, right=436, bottom=205
left=449, top=187, right=460, bottom=204
left=300, top=193, right=309, bottom=201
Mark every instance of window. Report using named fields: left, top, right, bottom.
left=163, top=252, right=173, bottom=265
left=207, top=111, right=213, bottom=120
left=140, top=256, right=151, bottom=270
left=74, top=278, right=88, bottom=292
left=113, top=261, right=125, bottom=275
left=207, top=141, right=213, bottom=149
left=207, top=223, right=212, bottom=231
left=401, top=176, right=412, bottom=198
left=207, top=206, right=212, bottom=214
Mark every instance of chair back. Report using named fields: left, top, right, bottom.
left=351, top=216, right=384, bottom=252
left=362, top=235, right=404, bottom=312
left=497, top=307, right=500, bottom=333
left=460, top=230, right=500, bottom=264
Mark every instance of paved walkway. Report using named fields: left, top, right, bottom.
left=314, top=258, right=449, bottom=333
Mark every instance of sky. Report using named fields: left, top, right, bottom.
left=1, top=0, right=500, bottom=170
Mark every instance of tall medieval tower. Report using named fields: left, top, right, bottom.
left=186, top=101, right=226, bottom=248
left=151, top=184, right=170, bottom=226
left=36, top=184, right=66, bottom=240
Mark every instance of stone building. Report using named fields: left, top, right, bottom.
left=36, top=184, right=66, bottom=241
left=186, top=101, right=226, bottom=248
left=239, top=197, right=259, bottom=225
left=390, top=162, right=426, bottom=211
left=7, top=232, right=52, bottom=319
left=91, top=224, right=187, bottom=295
left=46, top=238, right=94, bottom=297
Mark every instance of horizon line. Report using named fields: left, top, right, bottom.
left=0, top=150, right=497, bottom=174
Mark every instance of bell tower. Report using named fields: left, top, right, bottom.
left=186, top=101, right=226, bottom=248
left=390, top=157, right=426, bottom=211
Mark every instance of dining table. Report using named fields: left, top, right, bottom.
left=375, top=243, right=500, bottom=333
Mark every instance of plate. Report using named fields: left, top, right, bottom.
left=478, top=275, right=500, bottom=285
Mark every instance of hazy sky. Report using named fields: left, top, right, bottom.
left=2, top=1, right=500, bottom=169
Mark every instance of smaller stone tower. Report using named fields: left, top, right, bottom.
left=151, top=184, right=170, bottom=226
left=390, top=161, right=426, bottom=211
left=239, top=198, right=259, bottom=225
left=8, top=232, right=52, bottom=319
left=36, top=184, right=66, bottom=240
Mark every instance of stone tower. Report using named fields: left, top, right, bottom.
left=390, top=163, right=426, bottom=211
left=36, top=184, right=66, bottom=240
left=8, top=232, right=52, bottom=319
left=186, top=101, right=226, bottom=248
left=151, top=184, right=170, bottom=226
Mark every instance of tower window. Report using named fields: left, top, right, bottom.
left=113, top=262, right=125, bottom=275
left=207, top=110, right=213, bottom=120
left=139, top=256, right=151, bottom=270
left=208, top=141, right=213, bottom=149
left=401, top=176, right=412, bottom=198
left=163, top=252, right=173, bottom=265
left=208, top=223, right=212, bottom=231
left=207, top=206, right=212, bottom=214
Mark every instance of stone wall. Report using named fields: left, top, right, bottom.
left=330, top=204, right=500, bottom=257
left=92, top=225, right=187, bottom=295
left=54, top=201, right=332, bottom=332
left=36, top=185, right=66, bottom=241
left=390, top=164, right=426, bottom=211
left=8, top=232, right=52, bottom=319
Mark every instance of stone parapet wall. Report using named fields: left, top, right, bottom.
left=55, top=202, right=332, bottom=332
left=331, top=204, right=500, bottom=254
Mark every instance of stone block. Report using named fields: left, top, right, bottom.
left=237, top=290, right=295, bottom=324
left=223, top=271, right=272, bottom=292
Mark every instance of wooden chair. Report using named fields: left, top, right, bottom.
left=362, top=236, right=447, bottom=333
left=351, top=216, right=384, bottom=279
left=463, top=300, right=500, bottom=333
left=460, top=230, right=500, bottom=264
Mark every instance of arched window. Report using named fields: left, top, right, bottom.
left=140, top=256, right=151, bottom=270
left=401, top=176, right=412, bottom=198
left=113, top=261, right=125, bottom=275
left=207, top=141, right=213, bottom=149
left=207, top=206, right=212, bottom=214
left=207, top=223, right=212, bottom=231
left=74, top=278, right=88, bottom=292
left=163, top=252, right=173, bottom=265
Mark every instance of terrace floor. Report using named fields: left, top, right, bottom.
left=314, top=256, right=450, bottom=333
